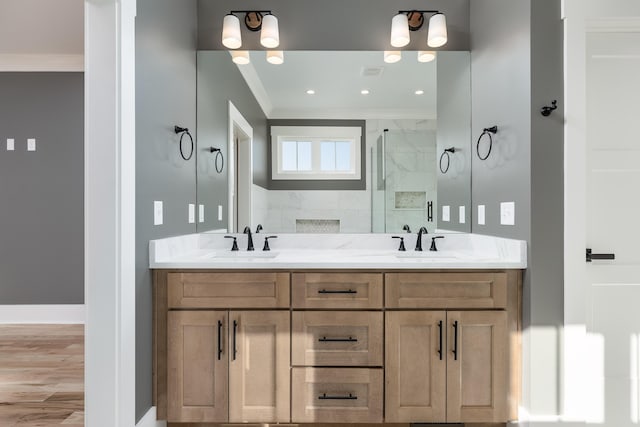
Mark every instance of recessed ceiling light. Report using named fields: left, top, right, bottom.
left=361, top=89, right=370, bottom=95
left=306, top=89, right=315, bottom=95
left=415, top=90, right=424, bottom=95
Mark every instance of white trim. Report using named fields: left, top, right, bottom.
left=0, top=305, right=85, bottom=324
left=228, top=101, right=253, bottom=233
left=232, top=56, right=273, bottom=117
left=135, top=407, right=166, bottom=427
left=85, top=0, right=136, bottom=426
left=270, top=108, right=436, bottom=121
left=0, top=54, right=84, bottom=72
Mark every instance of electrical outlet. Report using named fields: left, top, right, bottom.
left=218, top=205, right=223, bottom=221
left=188, top=204, right=195, bottom=224
left=198, top=204, right=205, bottom=223
left=500, top=201, right=515, bottom=225
left=478, top=205, right=486, bottom=225
left=153, top=201, right=163, bottom=225
left=442, top=205, right=450, bottom=222
left=27, top=138, right=36, bottom=151
left=459, top=206, right=466, bottom=224
left=6, top=138, right=14, bottom=151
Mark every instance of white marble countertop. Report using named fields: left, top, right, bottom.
left=149, top=232, right=526, bottom=270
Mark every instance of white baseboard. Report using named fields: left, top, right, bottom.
left=136, top=407, right=166, bottom=427
left=0, top=305, right=85, bottom=324
left=0, top=54, right=84, bottom=72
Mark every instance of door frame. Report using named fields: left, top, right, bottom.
left=227, top=101, right=253, bottom=233
left=563, top=1, right=640, bottom=421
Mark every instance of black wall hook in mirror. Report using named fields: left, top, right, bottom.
left=209, top=147, right=224, bottom=173
left=439, top=147, right=456, bottom=174
left=476, top=125, right=498, bottom=161
left=174, top=125, right=194, bottom=161
left=541, top=100, right=558, bottom=117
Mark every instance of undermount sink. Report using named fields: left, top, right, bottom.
left=395, top=251, right=460, bottom=261
left=210, top=251, right=280, bottom=259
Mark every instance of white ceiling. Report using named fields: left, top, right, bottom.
left=0, top=0, right=83, bottom=54
left=236, top=51, right=438, bottom=120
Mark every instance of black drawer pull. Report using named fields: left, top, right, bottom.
left=232, top=320, right=238, bottom=361
left=318, top=289, right=357, bottom=294
left=217, top=320, right=223, bottom=360
left=437, top=320, right=443, bottom=361
left=318, top=393, right=357, bottom=400
left=318, top=336, right=358, bottom=343
left=452, top=320, right=459, bottom=361
left=586, top=248, right=615, bottom=262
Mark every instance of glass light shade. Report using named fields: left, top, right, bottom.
left=222, top=14, right=242, bottom=49
left=390, top=13, right=410, bottom=48
left=384, top=50, right=402, bottom=64
left=266, top=50, right=284, bottom=65
left=427, top=13, right=447, bottom=48
left=260, top=14, right=280, bottom=48
left=417, top=51, right=436, bottom=62
left=231, top=50, right=250, bottom=65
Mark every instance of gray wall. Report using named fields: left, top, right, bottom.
left=135, top=0, right=198, bottom=421
left=197, top=51, right=268, bottom=232
left=436, top=53, right=472, bottom=232
left=0, top=72, right=84, bottom=304
left=267, top=119, right=366, bottom=191
left=198, top=0, right=470, bottom=51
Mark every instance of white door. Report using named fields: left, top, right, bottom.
left=565, top=2, right=640, bottom=425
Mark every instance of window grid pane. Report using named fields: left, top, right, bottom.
left=297, top=141, right=312, bottom=171
left=320, top=141, right=336, bottom=171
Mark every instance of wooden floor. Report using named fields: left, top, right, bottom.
left=0, top=324, right=84, bottom=426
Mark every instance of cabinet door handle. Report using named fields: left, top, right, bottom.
left=586, top=248, right=615, bottom=262
left=217, top=319, right=223, bottom=360
left=318, top=393, right=358, bottom=400
left=318, top=289, right=357, bottom=294
left=318, top=336, right=358, bottom=343
left=232, top=319, right=238, bottom=361
left=452, top=320, right=459, bottom=360
left=437, top=320, right=443, bottom=360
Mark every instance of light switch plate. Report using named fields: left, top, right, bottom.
left=198, top=204, right=205, bottom=223
left=27, top=138, right=36, bottom=151
left=478, top=205, right=486, bottom=225
left=218, top=205, right=223, bottom=221
left=153, top=201, right=163, bottom=225
left=188, top=204, right=195, bottom=224
left=442, top=205, right=450, bottom=222
left=458, top=206, right=466, bottom=224
left=500, top=201, right=515, bottom=225
left=6, top=138, right=14, bottom=151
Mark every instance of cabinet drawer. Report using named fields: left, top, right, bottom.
left=292, top=273, right=383, bottom=309
left=292, top=311, right=383, bottom=367
left=385, top=272, right=507, bottom=309
left=168, top=272, right=290, bottom=308
left=291, top=368, right=383, bottom=423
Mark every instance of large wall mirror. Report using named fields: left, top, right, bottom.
left=196, top=50, right=471, bottom=234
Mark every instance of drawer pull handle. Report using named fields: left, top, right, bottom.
left=318, top=336, right=358, bottom=343
left=452, top=320, right=459, bottom=361
left=437, top=320, right=443, bottom=360
left=217, top=320, right=223, bottom=360
left=232, top=319, right=238, bottom=361
left=318, top=289, right=357, bottom=294
left=318, top=393, right=358, bottom=400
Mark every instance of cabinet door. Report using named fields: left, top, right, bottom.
left=167, top=311, right=228, bottom=423
left=446, top=310, right=508, bottom=422
left=385, top=311, right=447, bottom=422
left=229, top=311, right=290, bottom=422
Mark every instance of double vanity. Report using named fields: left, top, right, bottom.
left=151, top=232, right=525, bottom=426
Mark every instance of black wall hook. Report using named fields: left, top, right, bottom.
left=541, top=100, right=558, bottom=117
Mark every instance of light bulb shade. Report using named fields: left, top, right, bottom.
left=390, top=13, right=410, bottom=48
left=231, top=50, right=250, bottom=65
left=384, top=50, right=402, bottom=64
left=417, top=51, right=436, bottom=62
left=260, top=14, right=280, bottom=48
left=427, top=13, right=447, bottom=48
left=222, top=14, right=242, bottom=49
left=266, top=50, right=284, bottom=64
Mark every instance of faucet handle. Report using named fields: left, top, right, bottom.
left=224, top=235, right=239, bottom=251
left=402, top=224, right=411, bottom=233
left=263, top=235, right=277, bottom=251
left=243, top=226, right=251, bottom=234
left=256, top=224, right=263, bottom=233
left=392, top=236, right=406, bottom=251
left=430, top=236, right=444, bottom=252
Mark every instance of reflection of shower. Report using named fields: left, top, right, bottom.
left=371, top=129, right=438, bottom=233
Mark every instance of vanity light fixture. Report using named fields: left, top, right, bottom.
left=231, top=50, right=250, bottom=64
left=417, top=50, right=436, bottom=63
left=266, top=50, right=284, bottom=64
left=384, top=50, right=402, bottom=64
left=222, top=10, right=280, bottom=49
left=390, top=10, right=448, bottom=50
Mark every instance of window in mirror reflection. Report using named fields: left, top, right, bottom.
left=320, top=141, right=352, bottom=172
left=281, top=140, right=312, bottom=171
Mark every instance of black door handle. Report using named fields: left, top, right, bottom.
left=586, top=248, right=615, bottom=262
left=452, top=320, right=458, bottom=360
left=232, top=319, right=238, bottom=361
left=318, top=336, right=358, bottom=343
left=437, top=320, right=443, bottom=360
left=318, top=289, right=357, bottom=294
left=318, top=393, right=357, bottom=400
left=217, top=319, right=223, bottom=360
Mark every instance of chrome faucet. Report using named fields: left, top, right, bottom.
left=415, top=226, right=429, bottom=251
left=243, top=226, right=255, bottom=251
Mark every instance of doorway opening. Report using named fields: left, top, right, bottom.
left=228, top=101, right=253, bottom=233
